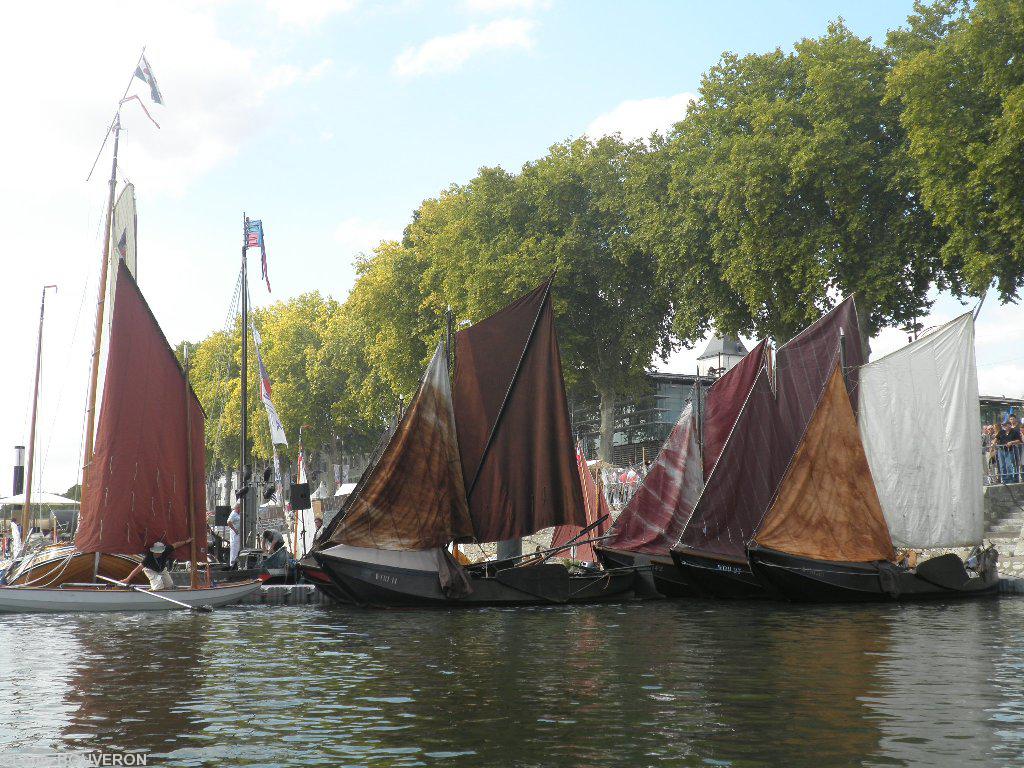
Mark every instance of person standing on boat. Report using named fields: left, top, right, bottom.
left=123, top=539, right=191, bottom=590
left=228, top=504, right=241, bottom=569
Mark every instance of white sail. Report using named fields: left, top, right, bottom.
left=859, top=313, right=983, bottom=548
left=93, top=183, right=139, bottom=442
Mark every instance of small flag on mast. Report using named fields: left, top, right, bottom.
left=133, top=54, right=164, bottom=105
left=244, top=218, right=272, bottom=292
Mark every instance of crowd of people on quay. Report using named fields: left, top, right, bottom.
left=984, top=415, right=1023, bottom=485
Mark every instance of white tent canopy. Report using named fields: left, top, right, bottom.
left=334, top=482, right=358, bottom=497
left=0, top=491, right=80, bottom=507
left=859, top=313, right=983, bottom=549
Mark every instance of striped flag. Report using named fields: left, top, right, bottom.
left=252, top=324, right=288, bottom=446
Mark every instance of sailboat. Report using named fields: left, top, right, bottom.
left=596, top=341, right=767, bottom=597
left=0, top=261, right=261, bottom=611
left=0, top=81, right=259, bottom=609
left=307, top=280, right=636, bottom=607
left=748, top=313, right=999, bottom=601
left=671, top=297, right=864, bottom=598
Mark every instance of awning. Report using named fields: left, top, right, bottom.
left=0, top=491, right=80, bottom=507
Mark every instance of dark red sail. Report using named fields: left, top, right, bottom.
left=551, top=449, right=611, bottom=562
left=701, top=340, right=768, bottom=478
left=676, top=369, right=789, bottom=560
left=604, top=403, right=702, bottom=555
left=77, top=260, right=207, bottom=560
left=453, top=282, right=586, bottom=543
left=677, top=298, right=864, bottom=561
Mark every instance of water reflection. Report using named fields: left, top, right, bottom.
left=0, top=599, right=1022, bottom=766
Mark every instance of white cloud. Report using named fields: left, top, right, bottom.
left=334, top=218, right=401, bottom=256
left=393, top=18, right=536, bottom=78
left=586, top=92, right=695, bottom=142
left=462, top=0, right=550, bottom=12
left=265, top=0, right=358, bottom=29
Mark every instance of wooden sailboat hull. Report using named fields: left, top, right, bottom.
left=4, top=549, right=145, bottom=587
left=315, top=544, right=636, bottom=608
left=747, top=546, right=1000, bottom=603
left=596, top=547, right=694, bottom=599
left=0, top=580, right=261, bottom=613
left=669, top=548, right=770, bottom=599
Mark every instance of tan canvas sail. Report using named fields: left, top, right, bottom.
left=752, top=363, right=895, bottom=564
left=322, top=342, right=474, bottom=550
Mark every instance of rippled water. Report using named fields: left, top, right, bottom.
left=1, top=598, right=1023, bottom=766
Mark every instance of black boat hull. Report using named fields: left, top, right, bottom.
left=596, top=547, right=697, bottom=599
left=669, top=549, right=769, bottom=599
left=748, top=546, right=1000, bottom=603
left=316, top=547, right=636, bottom=608
left=296, top=557, right=355, bottom=605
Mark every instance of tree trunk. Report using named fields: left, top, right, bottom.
left=598, top=386, right=616, bottom=464
left=325, top=436, right=340, bottom=496
left=854, top=300, right=872, bottom=362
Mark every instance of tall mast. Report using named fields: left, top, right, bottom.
left=183, top=343, right=200, bottom=589
left=82, top=117, right=121, bottom=491
left=21, top=286, right=57, bottom=547
left=239, top=215, right=249, bottom=551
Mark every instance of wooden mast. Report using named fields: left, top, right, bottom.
left=81, top=47, right=145, bottom=511
left=20, top=285, right=57, bottom=548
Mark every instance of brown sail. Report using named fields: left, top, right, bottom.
left=453, top=281, right=586, bottom=542
left=752, top=363, right=895, bottom=563
left=76, top=259, right=207, bottom=559
left=321, top=343, right=474, bottom=550
left=701, top=340, right=768, bottom=478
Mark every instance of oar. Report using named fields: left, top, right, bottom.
left=98, top=575, right=212, bottom=612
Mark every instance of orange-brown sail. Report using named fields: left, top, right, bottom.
left=752, top=363, right=895, bottom=563
left=76, top=260, right=207, bottom=559
left=321, top=343, right=473, bottom=550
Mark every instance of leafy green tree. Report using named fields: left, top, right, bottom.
left=887, top=0, right=1024, bottom=299
left=409, top=136, right=674, bottom=460
left=646, top=21, right=948, bottom=356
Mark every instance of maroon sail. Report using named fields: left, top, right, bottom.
left=77, top=260, right=207, bottom=560
left=677, top=298, right=863, bottom=561
left=453, top=282, right=586, bottom=543
left=775, top=296, right=864, bottom=434
left=604, top=403, right=702, bottom=555
left=321, top=343, right=474, bottom=550
left=702, top=340, right=768, bottom=478
left=551, top=449, right=611, bottom=562
left=676, top=369, right=789, bottom=560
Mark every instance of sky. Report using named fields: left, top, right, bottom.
left=3, top=0, right=1022, bottom=495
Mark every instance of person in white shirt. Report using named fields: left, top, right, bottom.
left=227, top=504, right=241, bottom=569
left=9, top=521, right=22, bottom=558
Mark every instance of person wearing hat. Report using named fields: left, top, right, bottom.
left=123, top=538, right=192, bottom=590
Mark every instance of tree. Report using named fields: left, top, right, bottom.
left=408, top=136, right=674, bottom=461
left=646, top=21, right=948, bottom=356
left=887, top=0, right=1024, bottom=300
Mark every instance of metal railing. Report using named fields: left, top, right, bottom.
left=985, top=444, right=1023, bottom=485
